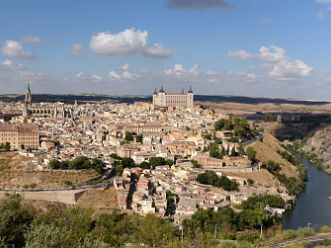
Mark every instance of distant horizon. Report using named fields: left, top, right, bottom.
left=1, top=91, right=330, bottom=104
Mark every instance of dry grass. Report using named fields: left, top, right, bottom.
left=0, top=152, right=99, bottom=190
left=77, top=187, right=119, bottom=212
left=198, top=101, right=331, bottom=115
left=248, top=132, right=298, bottom=178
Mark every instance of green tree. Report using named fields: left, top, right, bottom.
left=121, top=157, right=135, bottom=168
left=209, top=150, right=221, bottom=159
left=48, top=159, right=61, bottom=169
left=109, top=153, right=122, bottom=160
left=247, top=179, right=254, bottom=186
left=191, top=160, right=202, bottom=168
left=149, top=157, right=166, bottom=168
left=139, top=161, right=151, bottom=169
left=246, top=147, right=256, bottom=162
left=0, top=194, right=35, bottom=247
left=165, top=159, right=174, bottom=166
left=4, top=142, right=10, bottom=152
left=25, top=223, right=71, bottom=248
left=137, top=214, right=178, bottom=248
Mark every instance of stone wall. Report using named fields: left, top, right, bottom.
left=0, top=189, right=86, bottom=205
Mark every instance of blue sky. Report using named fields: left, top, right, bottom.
left=0, top=0, right=331, bottom=100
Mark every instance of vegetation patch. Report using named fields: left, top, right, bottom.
left=197, top=170, right=239, bottom=191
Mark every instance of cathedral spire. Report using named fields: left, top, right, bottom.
left=159, top=85, right=165, bottom=93
left=25, top=84, right=32, bottom=107
left=188, top=85, right=193, bottom=93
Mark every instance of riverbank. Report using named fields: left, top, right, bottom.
left=282, top=159, right=331, bottom=229
left=303, top=124, right=331, bottom=173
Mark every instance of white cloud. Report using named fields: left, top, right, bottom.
left=107, top=64, right=138, bottom=81
left=259, top=45, right=287, bottom=62
left=2, top=40, right=35, bottom=58
left=143, top=43, right=173, bottom=58
left=229, top=45, right=312, bottom=80
left=121, top=63, right=130, bottom=71
left=205, top=70, right=219, bottom=76
left=188, top=64, right=199, bottom=75
left=108, top=71, right=121, bottom=81
left=122, top=71, right=135, bottom=80
left=90, top=29, right=148, bottom=56
left=71, top=44, right=84, bottom=56
left=259, top=45, right=312, bottom=80
left=22, top=36, right=43, bottom=44
left=164, top=64, right=186, bottom=75
left=90, top=28, right=173, bottom=58
left=227, top=50, right=256, bottom=60
left=75, top=72, right=102, bottom=82
left=246, top=72, right=257, bottom=82
left=0, top=59, right=43, bottom=83
left=267, top=59, right=312, bottom=80
left=164, top=64, right=200, bottom=76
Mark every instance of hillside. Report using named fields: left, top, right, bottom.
left=303, top=124, right=331, bottom=173
left=248, top=132, right=299, bottom=178
left=76, top=187, right=119, bottom=212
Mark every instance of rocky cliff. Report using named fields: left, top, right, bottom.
left=303, top=125, right=331, bottom=173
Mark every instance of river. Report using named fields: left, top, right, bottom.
left=282, top=159, right=331, bottom=229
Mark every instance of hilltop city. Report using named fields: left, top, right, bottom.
left=0, top=85, right=295, bottom=222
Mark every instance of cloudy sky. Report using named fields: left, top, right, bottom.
left=1, top=0, right=331, bottom=100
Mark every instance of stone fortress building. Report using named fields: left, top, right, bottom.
left=152, top=85, right=194, bottom=110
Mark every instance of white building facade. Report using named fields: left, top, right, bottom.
left=152, top=86, right=194, bottom=110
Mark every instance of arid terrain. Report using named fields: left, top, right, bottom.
left=0, top=152, right=99, bottom=190
left=198, top=101, right=331, bottom=115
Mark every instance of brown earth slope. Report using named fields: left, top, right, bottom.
left=248, top=132, right=298, bottom=178
left=77, top=187, right=119, bottom=213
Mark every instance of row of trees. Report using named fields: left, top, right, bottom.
left=0, top=193, right=291, bottom=248
left=214, top=115, right=257, bottom=139
left=48, top=156, right=104, bottom=174
left=0, top=194, right=185, bottom=248
left=209, top=143, right=244, bottom=159
left=110, top=153, right=174, bottom=176
left=197, top=170, right=239, bottom=191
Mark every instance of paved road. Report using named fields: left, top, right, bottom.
left=263, top=233, right=331, bottom=247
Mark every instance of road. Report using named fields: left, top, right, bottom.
left=263, top=233, right=331, bottom=247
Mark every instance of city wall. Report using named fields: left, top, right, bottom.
left=0, top=189, right=86, bottom=205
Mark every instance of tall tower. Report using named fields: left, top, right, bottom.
left=158, top=85, right=166, bottom=107
left=152, top=88, right=158, bottom=106
left=25, top=84, right=32, bottom=107
left=187, top=85, right=194, bottom=110
left=23, top=84, right=32, bottom=117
